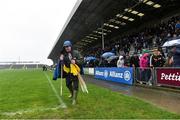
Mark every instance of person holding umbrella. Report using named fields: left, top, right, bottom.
left=162, top=38, right=180, bottom=67
left=170, top=45, right=180, bottom=67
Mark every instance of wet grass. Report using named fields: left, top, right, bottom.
left=0, top=69, right=179, bottom=119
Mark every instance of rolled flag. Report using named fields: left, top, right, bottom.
left=70, top=64, right=88, bottom=93
left=175, top=23, right=180, bottom=29
left=77, top=73, right=88, bottom=93
left=79, top=79, right=86, bottom=93
left=53, top=61, right=60, bottom=80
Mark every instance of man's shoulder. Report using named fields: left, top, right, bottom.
left=73, top=49, right=79, bottom=53
left=152, top=55, right=157, bottom=58
left=73, top=50, right=83, bottom=58
left=73, top=50, right=80, bottom=55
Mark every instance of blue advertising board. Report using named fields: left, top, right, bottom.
left=94, top=67, right=133, bottom=85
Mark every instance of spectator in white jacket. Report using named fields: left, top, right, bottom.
left=117, top=56, right=124, bottom=67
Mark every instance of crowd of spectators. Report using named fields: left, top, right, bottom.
left=84, top=15, right=180, bottom=68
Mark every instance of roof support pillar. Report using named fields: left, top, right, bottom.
left=102, top=27, right=105, bottom=50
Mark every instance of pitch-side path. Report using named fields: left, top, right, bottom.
left=83, top=75, right=180, bottom=114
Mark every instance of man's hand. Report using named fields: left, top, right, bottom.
left=150, top=65, right=153, bottom=68
left=71, top=59, right=76, bottom=64
left=60, top=54, right=64, bottom=61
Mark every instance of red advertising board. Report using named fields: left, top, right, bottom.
left=156, top=68, right=180, bottom=87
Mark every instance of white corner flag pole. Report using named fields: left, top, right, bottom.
left=60, top=63, right=63, bottom=96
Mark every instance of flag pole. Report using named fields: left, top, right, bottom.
left=60, top=62, right=63, bottom=96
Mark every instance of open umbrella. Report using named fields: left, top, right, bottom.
left=162, top=38, right=180, bottom=47
left=106, top=55, right=118, bottom=62
left=85, top=57, right=96, bottom=62
left=101, top=52, right=115, bottom=59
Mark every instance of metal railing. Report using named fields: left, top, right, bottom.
left=84, top=67, right=180, bottom=88
left=134, top=67, right=180, bottom=88
left=134, top=67, right=154, bottom=86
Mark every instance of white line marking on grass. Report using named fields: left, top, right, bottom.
left=1, top=107, right=59, bottom=116
left=44, top=72, right=67, bottom=108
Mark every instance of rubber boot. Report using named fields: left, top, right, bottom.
left=72, top=90, right=78, bottom=105
left=68, top=87, right=73, bottom=98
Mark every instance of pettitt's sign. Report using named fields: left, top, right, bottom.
left=156, top=68, right=180, bottom=87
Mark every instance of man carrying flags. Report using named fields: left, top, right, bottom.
left=58, top=40, right=86, bottom=105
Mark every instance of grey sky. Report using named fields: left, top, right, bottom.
left=0, top=0, right=77, bottom=63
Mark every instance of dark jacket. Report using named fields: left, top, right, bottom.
left=124, top=56, right=131, bottom=67
left=151, top=54, right=165, bottom=67
left=53, top=50, right=83, bottom=80
left=62, top=49, right=84, bottom=75
left=62, top=50, right=83, bottom=67
left=130, top=56, right=139, bottom=67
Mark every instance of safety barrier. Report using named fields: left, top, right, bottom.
left=135, top=67, right=154, bottom=86
left=155, top=67, right=180, bottom=88
left=84, top=67, right=180, bottom=88
left=135, top=67, right=180, bottom=88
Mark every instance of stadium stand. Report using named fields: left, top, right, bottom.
left=85, top=15, right=180, bottom=58
left=25, top=64, right=39, bottom=69
left=11, top=64, right=24, bottom=69
left=48, top=0, right=180, bottom=63
left=0, top=65, right=11, bottom=69
left=0, top=61, right=45, bottom=69
left=48, top=0, right=180, bottom=88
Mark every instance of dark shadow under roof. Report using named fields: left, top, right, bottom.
left=48, top=0, right=180, bottom=62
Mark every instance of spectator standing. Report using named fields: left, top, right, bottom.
left=130, top=52, right=140, bottom=67
left=164, top=52, right=173, bottom=67
left=124, top=53, right=131, bottom=67
left=139, top=53, right=151, bottom=85
left=172, top=46, right=180, bottom=67
left=117, top=56, right=124, bottom=67
left=150, top=49, right=165, bottom=67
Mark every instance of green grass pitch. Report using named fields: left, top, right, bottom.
left=0, top=69, right=179, bottom=119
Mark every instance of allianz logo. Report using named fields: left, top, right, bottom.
left=95, top=70, right=131, bottom=81
left=95, top=71, right=104, bottom=76
left=109, top=71, right=123, bottom=78
left=95, top=70, right=110, bottom=78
